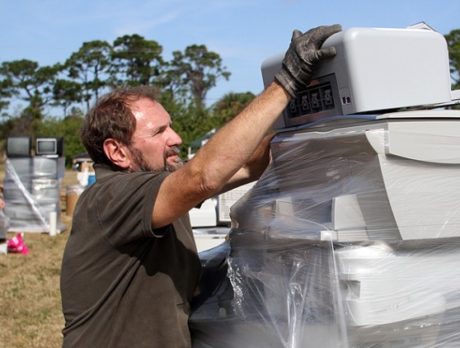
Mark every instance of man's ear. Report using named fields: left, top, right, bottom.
left=103, top=138, right=131, bottom=169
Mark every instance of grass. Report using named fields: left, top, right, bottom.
left=0, top=164, right=78, bottom=348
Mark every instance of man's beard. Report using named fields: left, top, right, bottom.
left=129, top=146, right=183, bottom=172
left=163, top=146, right=184, bottom=172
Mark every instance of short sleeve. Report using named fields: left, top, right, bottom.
left=90, top=170, right=169, bottom=246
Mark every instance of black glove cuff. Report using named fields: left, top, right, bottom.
left=274, top=70, right=296, bottom=99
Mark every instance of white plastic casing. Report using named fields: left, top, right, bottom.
left=261, top=27, right=452, bottom=127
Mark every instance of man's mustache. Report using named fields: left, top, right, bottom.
left=165, top=146, right=181, bottom=158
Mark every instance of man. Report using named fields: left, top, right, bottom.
left=60, top=24, right=341, bottom=347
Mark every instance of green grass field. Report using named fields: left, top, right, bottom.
left=0, top=165, right=78, bottom=348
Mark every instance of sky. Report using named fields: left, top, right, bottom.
left=1, top=0, right=459, bottom=110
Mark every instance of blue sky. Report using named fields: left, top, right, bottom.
left=1, top=0, right=459, bottom=110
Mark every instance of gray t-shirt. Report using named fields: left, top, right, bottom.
left=61, top=164, right=201, bottom=347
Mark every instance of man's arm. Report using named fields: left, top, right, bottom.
left=153, top=83, right=288, bottom=227
left=218, top=131, right=274, bottom=194
left=152, top=25, right=342, bottom=228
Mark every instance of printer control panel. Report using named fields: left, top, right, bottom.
left=285, top=74, right=343, bottom=125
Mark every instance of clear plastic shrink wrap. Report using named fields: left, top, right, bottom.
left=190, top=115, right=460, bottom=348
left=3, top=158, right=62, bottom=233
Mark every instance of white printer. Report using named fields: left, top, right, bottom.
left=190, top=25, right=460, bottom=348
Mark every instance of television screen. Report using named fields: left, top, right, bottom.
left=36, top=138, right=57, bottom=155
left=36, top=137, right=63, bottom=157
left=6, top=137, right=31, bottom=157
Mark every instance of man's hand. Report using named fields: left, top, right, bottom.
left=275, top=24, right=342, bottom=98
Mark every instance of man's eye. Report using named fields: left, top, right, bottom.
left=152, top=127, right=167, bottom=136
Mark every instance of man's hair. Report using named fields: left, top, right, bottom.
left=81, top=85, right=159, bottom=168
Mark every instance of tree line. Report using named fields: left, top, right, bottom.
left=446, top=29, right=460, bottom=90
left=0, top=33, right=256, bottom=164
left=1, top=29, right=459, bottom=165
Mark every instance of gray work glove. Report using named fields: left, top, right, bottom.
left=275, top=24, right=342, bottom=98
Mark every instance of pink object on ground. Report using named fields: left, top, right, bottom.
left=7, top=233, right=29, bottom=255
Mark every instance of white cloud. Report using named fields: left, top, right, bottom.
left=113, top=11, right=181, bottom=36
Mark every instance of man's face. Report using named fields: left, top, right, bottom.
left=128, top=98, right=183, bottom=172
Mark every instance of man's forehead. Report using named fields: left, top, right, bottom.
left=131, top=98, right=171, bottom=128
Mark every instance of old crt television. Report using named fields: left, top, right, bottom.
left=35, top=137, right=64, bottom=157
left=6, top=137, right=32, bottom=157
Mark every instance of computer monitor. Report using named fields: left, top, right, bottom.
left=6, top=137, right=32, bottom=157
left=35, top=137, right=63, bottom=157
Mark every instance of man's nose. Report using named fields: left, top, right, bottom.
left=167, top=128, right=182, bottom=146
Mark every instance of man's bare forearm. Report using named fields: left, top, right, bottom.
left=189, top=82, right=289, bottom=193
left=219, top=131, right=274, bottom=193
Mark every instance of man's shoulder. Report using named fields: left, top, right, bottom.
left=94, top=164, right=169, bottom=182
